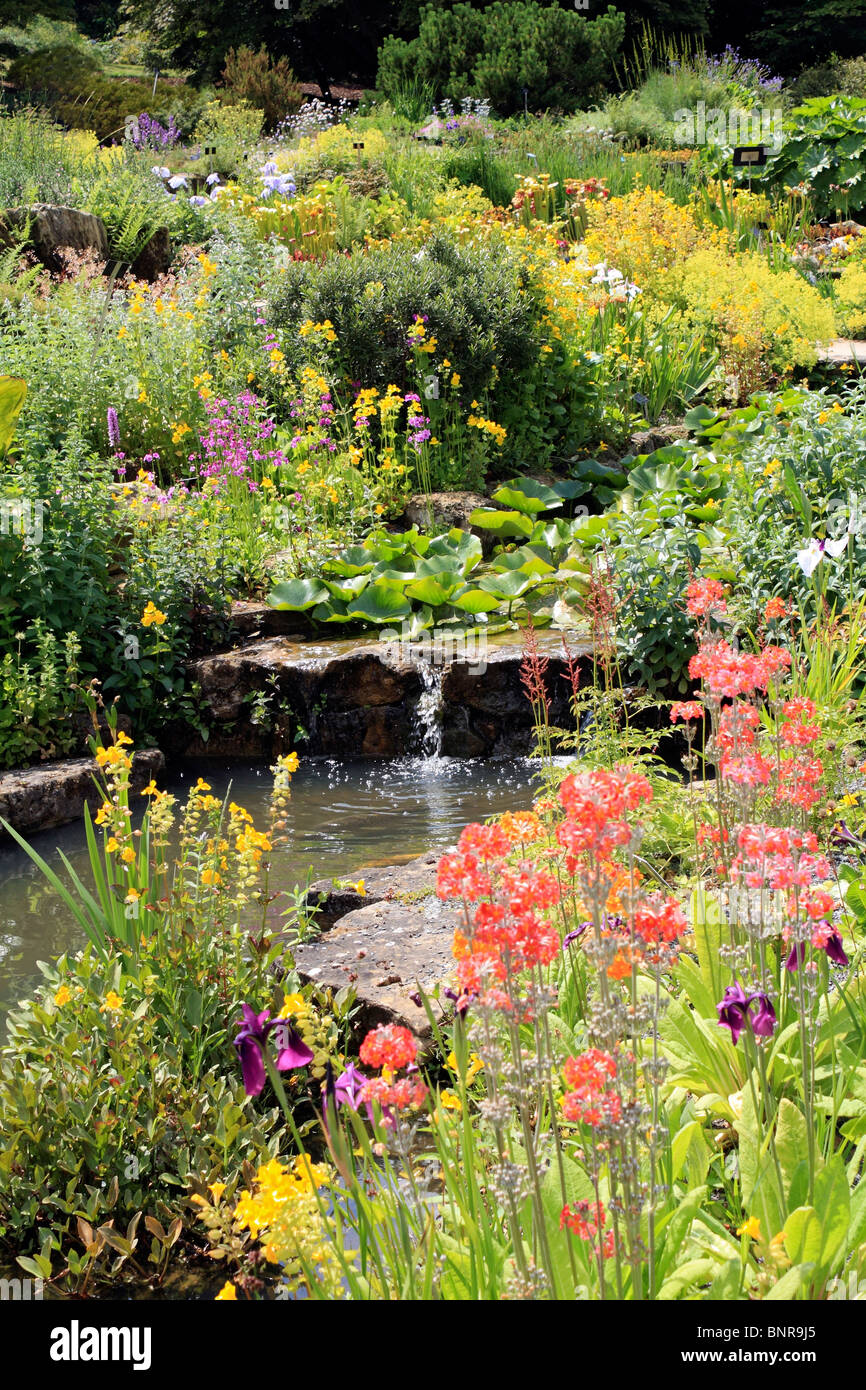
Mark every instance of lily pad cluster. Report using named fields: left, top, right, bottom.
left=267, top=474, right=616, bottom=632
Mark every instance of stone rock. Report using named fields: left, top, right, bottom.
left=403, top=491, right=498, bottom=557
left=4, top=204, right=108, bottom=271
left=293, top=893, right=459, bottom=1038
left=130, top=226, right=171, bottom=280
left=0, top=749, right=164, bottom=838
left=187, top=637, right=424, bottom=758
left=629, top=423, right=689, bottom=455
left=228, top=600, right=308, bottom=641
left=305, top=849, right=439, bottom=929
left=186, top=633, right=594, bottom=759
left=440, top=640, right=593, bottom=756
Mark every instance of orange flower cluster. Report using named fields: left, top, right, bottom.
left=689, top=639, right=791, bottom=699
left=560, top=1199, right=616, bottom=1261
left=562, top=1049, right=621, bottom=1128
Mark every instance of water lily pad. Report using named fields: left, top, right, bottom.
left=268, top=578, right=330, bottom=611
left=450, top=588, right=502, bottom=614
left=468, top=508, right=534, bottom=540
left=346, top=581, right=412, bottom=624
left=492, top=477, right=563, bottom=514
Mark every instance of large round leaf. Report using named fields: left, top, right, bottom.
left=406, top=574, right=461, bottom=606
left=468, top=508, right=534, bottom=540
left=426, top=529, right=483, bottom=575
left=346, top=581, right=413, bottom=624
left=478, top=570, right=535, bottom=600
left=324, top=547, right=375, bottom=577
left=268, top=578, right=329, bottom=610
left=492, top=478, right=563, bottom=514
left=450, top=588, right=502, bottom=614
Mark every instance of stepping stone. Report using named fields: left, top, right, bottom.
left=293, top=892, right=460, bottom=1039
left=817, top=339, right=866, bottom=364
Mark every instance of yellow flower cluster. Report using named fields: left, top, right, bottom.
left=231, top=1156, right=347, bottom=1297
left=141, top=601, right=167, bottom=627
left=299, top=319, right=338, bottom=343
left=467, top=414, right=507, bottom=446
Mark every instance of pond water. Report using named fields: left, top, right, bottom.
left=0, top=756, right=543, bottom=1013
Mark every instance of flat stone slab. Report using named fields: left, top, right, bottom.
left=305, top=848, right=439, bottom=928
left=817, top=339, right=866, bottom=363
left=0, top=750, right=165, bottom=837
left=293, top=893, right=459, bottom=1038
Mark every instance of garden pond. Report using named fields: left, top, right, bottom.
left=0, top=755, right=542, bottom=1012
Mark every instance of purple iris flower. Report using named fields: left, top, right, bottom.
left=750, top=992, right=776, bottom=1037
left=786, top=925, right=849, bottom=971
left=443, top=986, right=471, bottom=1019
left=334, top=1062, right=367, bottom=1110
left=785, top=941, right=807, bottom=973
left=233, top=1003, right=313, bottom=1097
left=563, top=922, right=589, bottom=950
left=717, top=981, right=777, bottom=1043
left=717, top=982, right=752, bottom=1043
left=830, top=820, right=863, bottom=849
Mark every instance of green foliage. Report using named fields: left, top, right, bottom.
left=193, top=98, right=264, bottom=176
left=220, top=44, right=301, bottom=132
left=752, top=96, right=866, bottom=219
left=0, top=621, right=81, bottom=768
left=377, top=2, right=626, bottom=116
left=0, top=943, right=284, bottom=1289
left=0, top=105, right=83, bottom=204
left=270, top=230, right=545, bottom=462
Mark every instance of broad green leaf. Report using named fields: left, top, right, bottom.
left=268, top=578, right=329, bottom=611
left=492, top=478, right=563, bottom=514
left=405, top=575, right=460, bottom=607
left=450, top=588, right=502, bottom=614
left=345, top=581, right=412, bottom=624
left=468, top=508, right=534, bottom=540
left=774, top=1100, right=812, bottom=1208
left=425, top=529, right=482, bottom=575
left=477, top=570, right=534, bottom=600
left=0, top=376, right=26, bottom=454
left=764, top=1263, right=813, bottom=1300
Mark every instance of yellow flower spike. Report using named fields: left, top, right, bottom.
left=101, top=991, right=123, bottom=1014
left=54, top=985, right=71, bottom=1007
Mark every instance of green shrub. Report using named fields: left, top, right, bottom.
left=220, top=44, right=301, bottom=132
left=0, top=943, right=283, bottom=1289
left=376, top=1, right=625, bottom=117
left=270, top=230, right=543, bottom=454
left=194, top=99, right=264, bottom=176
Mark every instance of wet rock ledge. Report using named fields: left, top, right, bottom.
left=184, top=631, right=594, bottom=760
left=0, top=750, right=164, bottom=838
left=295, top=850, right=458, bottom=1037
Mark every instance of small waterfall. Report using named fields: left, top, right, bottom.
left=413, top=656, right=444, bottom=759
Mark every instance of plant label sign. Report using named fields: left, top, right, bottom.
left=732, top=146, right=768, bottom=167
